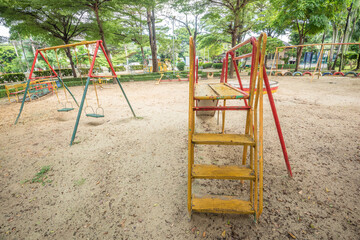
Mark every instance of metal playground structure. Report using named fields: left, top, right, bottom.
left=270, top=42, right=360, bottom=81
left=187, top=33, right=292, bottom=220
left=14, top=40, right=136, bottom=145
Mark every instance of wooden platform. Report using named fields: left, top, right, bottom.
left=192, top=133, right=255, bottom=145
left=194, top=83, right=249, bottom=100
left=192, top=165, right=255, bottom=180
left=192, top=195, right=255, bottom=214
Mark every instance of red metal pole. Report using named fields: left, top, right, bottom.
left=28, top=50, right=40, bottom=80
left=38, top=51, right=58, bottom=78
left=98, top=41, right=117, bottom=77
left=225, top=53, right=229, bottom=83
left=230, top=52, right=248, bottom=107
left=262, top=66, right=293, bottom=177
left=89, top=41, right=100, bottom=77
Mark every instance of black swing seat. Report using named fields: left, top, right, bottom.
left=86, top=113, right=104, bottom=118
left=58, top=107, right=74, bottom=112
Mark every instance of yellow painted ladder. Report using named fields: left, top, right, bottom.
left=187, top=34, right=267, bottom=221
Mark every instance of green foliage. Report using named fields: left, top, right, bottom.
left=110, top=66, right=126, bottom=72
left=22, top=166, right=52, bottom=186
left=202, top=63, right=213, bottom=69
left=177, top=62, right=186, bottom=71
left=212, top=63, right=223, bottom=69
left=130, top=65, right=144, bottom=70
left=33, top=69, right=73, bottom=77
left=0, top=73, right=26, bottom=83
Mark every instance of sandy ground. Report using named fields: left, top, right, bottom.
left=0, top=75, right=359, bottom=239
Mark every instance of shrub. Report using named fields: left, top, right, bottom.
left=177, top=62, right=186, bottom=71
left=212, top=63, right=223, bottom=69
left=33, top=68, right=74, bottom=77
left=0, top=73, right=26, bottom=83
left=130, top=65, right=144, bottom=70
left=203, top=63, right=213, bottom=69
left=111, top=66, right=126, bottom=72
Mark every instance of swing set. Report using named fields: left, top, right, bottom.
left=14, top=40, right=136, bottom=146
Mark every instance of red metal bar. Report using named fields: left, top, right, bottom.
left=38, top=51, right=59, bottom=78
left=196, top=59, right=199, bottom=83
left=233, top=53, right=252, bottom=60
left=88, top=41, right=100, bottom=77
left=28, top=50, right=40, bottom=80
left=224, top=53, right=229, bottom=83
left=226, top=38, right=252, bottom=53
left=193, top=106, right=250, bottom=111
left=228, top=55, right=248, bottom=107
left=262, top=66, right=293, bottom=177
left=98, top=41, right=118, bottom=77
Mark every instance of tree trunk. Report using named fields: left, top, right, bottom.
left=140, top=45, right=146, bottom=66
left=328, top=24, right=338, bottom=70
left=147, top=8, right=158, bottom=73
left=337, top=1, right=353, bottom=71
left=65, top=47, right=77, bottom=78
left=295, top=37, right=304, bottom=72
left=356, top=53, right=360, bottom=70
left=93, top=3, right=115, bottom=82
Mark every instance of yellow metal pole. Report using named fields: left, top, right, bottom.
left=54, top=49, right=68, bottom=102
left=188, top=36, right=196, bottom=214
left=39, top=40, right=99, bottom=51
left=222, top=100, right=226, bottom=133
left=257, top=33, right=267, bottom=219
left=269, top=48, right=278, bottom=80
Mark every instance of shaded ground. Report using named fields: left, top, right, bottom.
left=0, top=75, right=359, bottom=239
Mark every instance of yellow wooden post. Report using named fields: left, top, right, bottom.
left=317, top=46, right=325, bottom=79
left=311, top=45, right=324, bottom=82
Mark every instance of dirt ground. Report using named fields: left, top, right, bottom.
left=0, top=75, right=359, bottom=239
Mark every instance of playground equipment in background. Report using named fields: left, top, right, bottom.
left=14, top=40, right=136, bottom=146
left=188, top=33, right=292, bottom=220
left=270, top=42, right=360, bottom=81
left=155, top=60, right=196, bottom=84
left=5, top=79, right=57, bottom=103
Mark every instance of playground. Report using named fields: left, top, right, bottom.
left=0, top=74, right=359, bottom=239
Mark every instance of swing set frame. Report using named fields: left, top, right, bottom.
left=14, top=40, right=136, bottom=146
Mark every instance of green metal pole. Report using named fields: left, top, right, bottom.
left=14, top=78, right=31, bottom=125
left=115, top=77, right=136, bottom=117
left=70, top=76, right=91, bottom=146
left=57, top=76, right=79, bottom=107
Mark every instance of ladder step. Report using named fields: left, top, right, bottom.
left=192, top=133, right=255, bottom=145
left=192, top=165, right=255, bottom=180
left=192, top=195, right=254, bottom=214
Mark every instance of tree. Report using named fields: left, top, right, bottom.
left=207, top=0, right=257, bottom=77
left=0, top=0, right=89, bottom=77
left=272, top=0, right=344, bottom=71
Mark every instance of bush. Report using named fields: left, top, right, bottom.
left=177, top=62, right=186, bottom=71
left=280, top=64, right=296, bottom=69
left=0, top=73, right=26, bottom=83
left=111, top=66, right=126, bottom=72
left=212, top=63, right=223, bottom=69
left=33, top=68, right=74, bottom=77
left=203, top=63, right=213, bottom=69
left=130, top=65, right=144, bottom=71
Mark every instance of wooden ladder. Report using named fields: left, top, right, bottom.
left=187, top=34, right=267, bottom=221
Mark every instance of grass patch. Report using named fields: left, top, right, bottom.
left=22, top=166, right=52, bottom=186
left=74, top=178, right=86, bottom=187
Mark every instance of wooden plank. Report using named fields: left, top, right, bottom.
left=194, top=83, right=248, bottom=100
left=192, top=195, right=254, bottom=214
left=209, top=83, right=247, bottom=99
left=192, top=133, right=255, bottom=146
left=192, top=165, right=255, bottom=180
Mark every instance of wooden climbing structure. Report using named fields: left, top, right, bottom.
left=188, top=33, right=292, bottom=220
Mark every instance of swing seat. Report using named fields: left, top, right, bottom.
left=58, top=107, right=74, bottom=112
left=86, top=113, right=104, bottom=118
left=85, top=106, right=104, bottom=118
